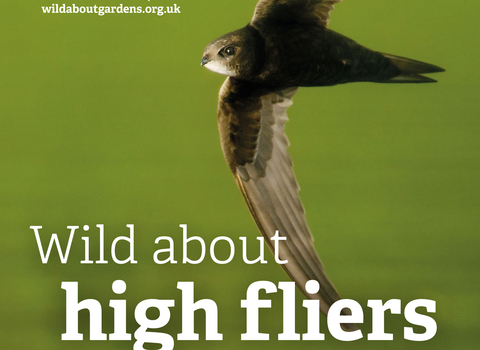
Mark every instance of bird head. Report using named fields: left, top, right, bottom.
left=201, top=26, right=265, bottom=80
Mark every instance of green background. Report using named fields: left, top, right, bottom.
left=1, top=0, right=478, bottom=349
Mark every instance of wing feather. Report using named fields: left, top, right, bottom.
left=218, top=77, right=354, bottom=320
left=251, top=0, right=342, bottom=28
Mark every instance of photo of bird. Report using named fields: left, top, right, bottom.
left=201, top=0, right=444, bottom=328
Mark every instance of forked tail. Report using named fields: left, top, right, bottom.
left=381, top=53, right=445, bottom=83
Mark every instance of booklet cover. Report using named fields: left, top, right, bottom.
left=1, top=1, right=478, bottom=349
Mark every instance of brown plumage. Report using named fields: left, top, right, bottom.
left=202, top=0, right=444, bottom=331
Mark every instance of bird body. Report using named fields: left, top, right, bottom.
left=203, top=2, right=444, bottom=87
left=226, top=24, right=402, bottom=87
left=202, top=0, right=444, bottom=331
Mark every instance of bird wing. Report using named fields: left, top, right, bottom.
left=217, top=77, right=342, bottom=314
left=251, top=0, right=342, bottom=28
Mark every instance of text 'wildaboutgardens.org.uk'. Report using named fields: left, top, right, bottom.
left=41, top=3, right=181, bottom=16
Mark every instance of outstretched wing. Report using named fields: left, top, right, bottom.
left=217, top=77, right=345, bottom=316
left=251, top=0, right=342, bottom=28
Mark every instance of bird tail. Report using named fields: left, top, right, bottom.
left=381, top=53, right=445, bottom=83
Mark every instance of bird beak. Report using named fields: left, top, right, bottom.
left=201, top=56, right=210, bottom=66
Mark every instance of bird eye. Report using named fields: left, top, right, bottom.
left=220, top=46, right=236, bottom=57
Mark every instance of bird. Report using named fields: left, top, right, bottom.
left=201, top=0, right=444, bottom=330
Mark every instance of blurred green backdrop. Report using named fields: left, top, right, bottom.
left=1, top=0, right=479, bottom=349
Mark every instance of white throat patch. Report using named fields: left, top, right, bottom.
left=204, top=61, right=236, bottom=77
